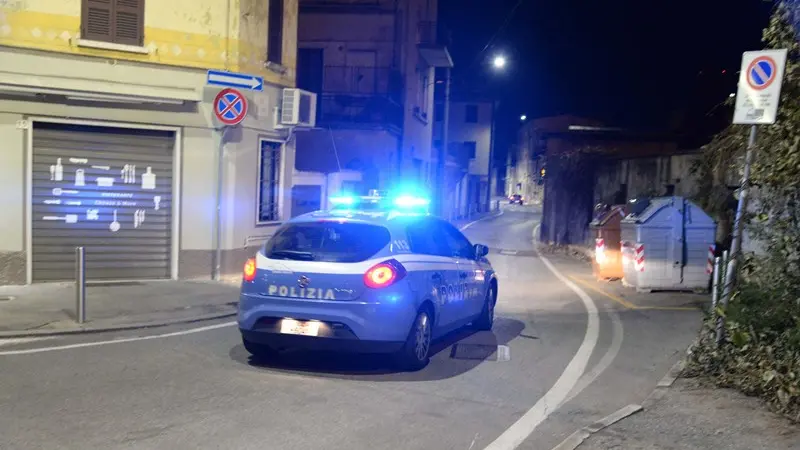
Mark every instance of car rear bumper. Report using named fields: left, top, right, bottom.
left=240, top=329, right=404, bottom=353
left=237, top=292, right=417, bottom=343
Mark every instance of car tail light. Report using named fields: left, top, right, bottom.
left=243, top=258, right=257, bottom=282
left=364, top=259, right=407, bottom=289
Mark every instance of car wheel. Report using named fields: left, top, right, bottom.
left=242, top=338, right=279, bottom=361
left=474, top=286, right=496, bottom=331
left=396, top=309, right=432, bottom=371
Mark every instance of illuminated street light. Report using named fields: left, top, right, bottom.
left=492, top=55, right=507, bottom=69
left=520, top=114, right=527, bottom=121
left=729, top=93, right=736, bottom=98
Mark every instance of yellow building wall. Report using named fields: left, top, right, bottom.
left=0, top=0, right=296, bottom=87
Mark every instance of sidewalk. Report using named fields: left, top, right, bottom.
left=544, top=248, right=800, bottom=449
left=0, top=278, right=240, bottom=337
left=572, top=375, right=800, bottom=449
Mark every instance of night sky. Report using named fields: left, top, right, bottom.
left=439, top=0, right=775, bottom=162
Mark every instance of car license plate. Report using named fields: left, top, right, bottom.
left=280, top=319, right=320, bottom=336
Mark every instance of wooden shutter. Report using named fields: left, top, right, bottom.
left=81, top=0, right=144, bottom=46
left=113, top=0, right=145, bottom=46
left=82, top=0, right=113, bottom=42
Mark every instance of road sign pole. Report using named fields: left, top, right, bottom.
left=213, top=127, right=229, bottom=281
left=717, top=125, right=757, bottom=322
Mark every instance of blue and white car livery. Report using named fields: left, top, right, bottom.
left=238, top=194, right=498, bottom=370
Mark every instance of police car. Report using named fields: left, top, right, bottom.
left=238, top=192, right=498, bottom=370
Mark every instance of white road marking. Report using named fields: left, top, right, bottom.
left=532, top=218, right=623, bottom=407
left=0, top=321, right=235, bottom=356
left=561, top=309, right=623, bottom=407
left=460, top=209, right=504, bottom=231
left=0, top=337, right=56, bottom=347
left=483, top=228, right=600, bottom=450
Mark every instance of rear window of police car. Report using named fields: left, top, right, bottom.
left=264, top=222, right=391, bottom=263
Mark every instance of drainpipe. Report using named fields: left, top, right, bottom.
left=485, top=99, right=497, bottom=212
left=438, top=67, right=451, bottom=217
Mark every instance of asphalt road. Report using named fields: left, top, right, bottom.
left=0, top=204, right=702, bottom=450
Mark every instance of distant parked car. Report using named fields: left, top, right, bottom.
left=509, top=194, right=524, bottom=205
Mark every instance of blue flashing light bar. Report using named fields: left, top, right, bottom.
left=393, top=195, right=430, bottom=208
left=329, top=196, right=355, bottom=205
left=327, top=190, right=430, bottom=214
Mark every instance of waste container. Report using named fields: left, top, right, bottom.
left=591, top=204, right=628, bottom=280
left=620, top=196, right=717, bottom=293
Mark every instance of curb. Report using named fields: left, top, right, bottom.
left=455, top=209, right=504, bottom=231
left=568, top=245, right=594, bottom=260
left=0, top=309, right=237, bottom=339
left=549, top=351, right=690, bottom=450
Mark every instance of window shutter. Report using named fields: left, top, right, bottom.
left=114, top=0, right=145, bottom=46
left=82, top=0, right=113, bottom=42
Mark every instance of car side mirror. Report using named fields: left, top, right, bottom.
left=474, top=244, right=489, bottom=258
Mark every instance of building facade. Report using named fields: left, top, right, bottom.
left=433, top=96, right=494, bottom=219
left=0, top=0, right=300, bottom=285
left=293, top=0, right=451, bottom=212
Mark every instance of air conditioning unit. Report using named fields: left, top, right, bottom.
left=274, top=88, right=316, bottom=129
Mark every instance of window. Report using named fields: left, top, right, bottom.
left=439, top=221, right=475, bottom=259
left=81, top=0, right=145, bottom=46
left=464, top=141, right=477, bottom=159
left=341, top=180, right=363, bottom=195
left=417, top=72, right=430, bottom=117
left=406, top=219, right=448, bottom=256
left=465, top=104, right=478, bottom=123
left=434, top=103, right=444, bottom=122
left=258, top=140, right=282, bottom=222
left=406, top=219, right=473, bottom=259
left=265, top=222, right=391, bottom=263
left=267, top=0, right=284, bottom=64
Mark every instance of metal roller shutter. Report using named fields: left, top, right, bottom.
left=31, top=122, right=175, bottom=282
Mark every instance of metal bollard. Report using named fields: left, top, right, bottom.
left=75, top=246, right=86, bottom=324
left=711, top=257, right=721, bottom=310
left=715, top=250, right=731, bottom=345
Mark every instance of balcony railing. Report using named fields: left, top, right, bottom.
left=318, top=94, right=403, bottom=130
left=315, top=66, right=404, bottom=130
left=322, top=66, right=403, bottom=98
left=300, top=0, right=393, bottom=13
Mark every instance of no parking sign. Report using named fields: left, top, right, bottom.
left=733, top=49, right=788, bottom=125
left=213, top=88, right=248, bottom=126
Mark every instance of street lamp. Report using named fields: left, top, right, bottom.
left=520, top=114, right=527, bottom=121
left=492, top=55, right=507, bottom=69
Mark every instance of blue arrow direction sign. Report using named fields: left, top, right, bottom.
left=206, top=70, right=263, bottom=91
